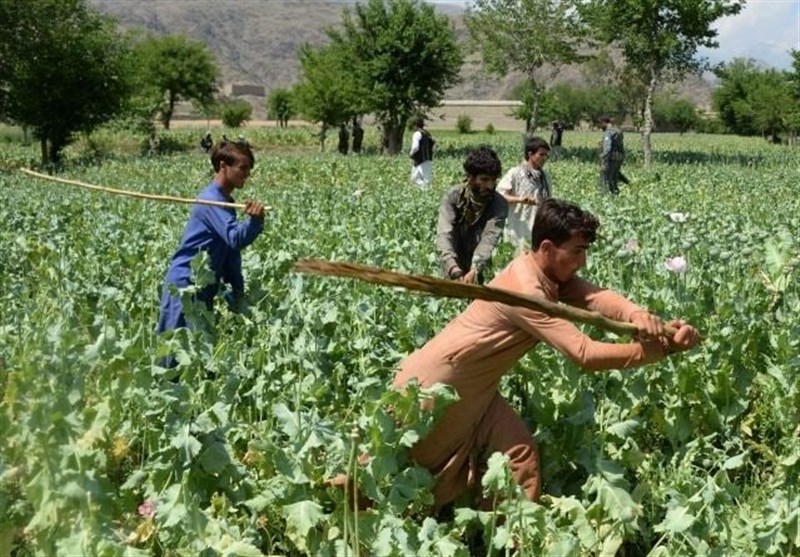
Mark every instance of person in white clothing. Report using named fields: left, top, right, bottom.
left=497, top=136, right=552, bottom=252
left=409, top=117, right=435, bottom=188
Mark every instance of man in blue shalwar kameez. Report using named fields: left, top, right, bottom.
left=157, top=140, right=265, bottom=357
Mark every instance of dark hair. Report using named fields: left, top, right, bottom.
left=414, top=117, right=425, bottom=129
left=210, top=140, right=255, bottom=172
left=531, top=198, right=600, bottom=250
left=463, top=146, right=502, bottom=178
left=524, top=136, right=550, bottom=159
left=599, top=115, right=613, bottom=124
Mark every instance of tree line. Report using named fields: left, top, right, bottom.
left=2, top=0, right=798, bottom=166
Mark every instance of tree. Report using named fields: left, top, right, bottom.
left=466, top=0, right=585, bottom=133
left=582, top=0, right=743, bottom=166
left=267, top=89, right=295, bottom=128
left=293, top=43, right=361, bottom=151
left=328, top=0, right=462, bottom=154
left=785, top=50, right=800, bottom=145
left=0, top=0, right=131, bottom=165
left=133, top=34, right=219, bottom=130
left=713, top=58, right=793, bottom=140
left=653, top=96, right=699, bottom=134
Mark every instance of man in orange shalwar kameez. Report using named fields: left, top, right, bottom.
left=393, top=198, right=701, bottom=509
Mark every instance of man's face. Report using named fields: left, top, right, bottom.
left=222, top=155, right=252, bottom=189
left=527, top=148, right=549, bottom=171
left=541, top=233, right=589, bottom=283
left=467, top=174, right=498, bottom=200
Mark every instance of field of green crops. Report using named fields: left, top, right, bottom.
left=1, top=129, right=798, bottom=556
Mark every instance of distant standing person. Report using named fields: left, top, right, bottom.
left=410, top=117, right=435, bottom=188
left=337, top=123, right=350, bottom=155
left=598, top=116, right=626, bottom=195
left=437, top=146, right=508, bottom=284
left=157, top=140, right=265, bottom=367
left=351, top=117, right=364, bottom=154
left=497, top=136, right=552, bottom=253
left=549, top=121, right=564, bottom=159
left=200, top=131, right=213, bottom=153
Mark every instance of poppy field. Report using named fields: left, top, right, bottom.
left=1, top=129, right=798, bottom=556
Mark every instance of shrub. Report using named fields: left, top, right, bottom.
left=485, top=123, right=495, bottom=135
left=220, top=100, right=253, bottom=128
left=456, top=113, right=472, bottom=134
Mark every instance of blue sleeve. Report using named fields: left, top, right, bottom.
left=199, top=205, right=264, bottom=251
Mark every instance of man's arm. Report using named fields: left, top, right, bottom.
left=470, top=197, right=509, bottom=274
left=559, top=277, right=645, bottom=322
left=509, top=304, right=667, bottom=372
left=436, top=190, right=462, bottom=278
left=560, top=277, right=675, bottom=340
left=200, top=204, right=264, bottom=251
left=498, top=167, right=535, bottom=206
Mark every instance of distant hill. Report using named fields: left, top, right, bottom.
left=91, top=0, right=714, bottom=113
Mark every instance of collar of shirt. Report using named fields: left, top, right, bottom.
left=521, top=254, right=559, bottom=300
left=210, top=181, right=235, bottom=202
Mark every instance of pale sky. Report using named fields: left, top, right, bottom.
left=430, top=0, right=800, bottom=69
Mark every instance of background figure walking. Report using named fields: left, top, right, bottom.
left=410, top=117, right=435, bottom=188
left=549, top=121, right=564, bottom=159
left=497, top=136, right=552, bottom=253
left=598, top=116, right=625, bottom=195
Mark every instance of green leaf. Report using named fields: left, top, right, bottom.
left=171, top=424, right=202, bottom=465
left=198, top=440, right=230, bottom=475
left=283, top=500, right=324, bottom=551
left=222, top=541, right=263, bottom=556
left=655, top=506, right=695, bottom=534
left=722, top=452, right=747, bottom=470
left=606, top=419, right=640, bottom=438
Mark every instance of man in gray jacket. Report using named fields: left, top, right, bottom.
left=436, top=146, right=508, bottom=284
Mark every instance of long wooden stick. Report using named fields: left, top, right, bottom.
left=20, top=168, right=271, bottom=211
left=293, top=259, right=680, bottom=337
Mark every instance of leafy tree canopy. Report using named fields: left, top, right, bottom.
left=328, top=0, right=463, bottom=154
left=0, top=0, right=131, bottom=164
left=581, top=0, right=743, bottom=165
left=132, top=34, right=219, bottom=130
left=466, top=0, right=585, bottom=132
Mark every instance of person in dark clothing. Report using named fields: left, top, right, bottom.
left=351, top=117, right=364, bottom=154
left=200, top=131, right=213, bottom=153
left=338, top=123, right=350, bottom=155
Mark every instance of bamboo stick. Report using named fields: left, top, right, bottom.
left=20, top=168, right=271, bottom=211
left=292, top=258, right=680, bottom=337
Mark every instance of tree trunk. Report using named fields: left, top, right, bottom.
left=40, top=137, right=48, bottom=167
left=319, top=124, right=327, bottom=152
left=642, top=70, right=658, bottom=168
left=162, top=92, right=176, bottom=130
left=530, top=90, right=541, bottom=133
left=384, top=119, right=406, bottom=155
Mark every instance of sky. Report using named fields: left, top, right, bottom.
left=429, top=0, right=800, bottom=69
